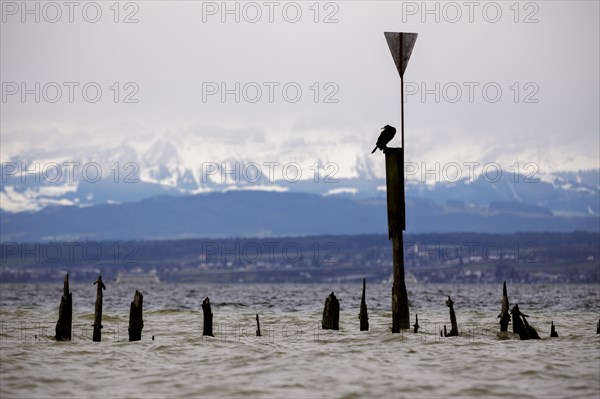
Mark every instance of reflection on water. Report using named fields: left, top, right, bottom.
left=1, top=283, right=599, bottom=398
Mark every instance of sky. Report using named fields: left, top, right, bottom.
left=1, top=0, right=599, bottom=180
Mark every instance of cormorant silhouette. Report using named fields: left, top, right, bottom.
left=371, top=125, right=397, bottom=154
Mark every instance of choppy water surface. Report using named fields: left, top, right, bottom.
left=1, top=283, right=599, bottom=398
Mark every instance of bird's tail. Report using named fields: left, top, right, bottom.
left=371, top=146, right=378, bottom=154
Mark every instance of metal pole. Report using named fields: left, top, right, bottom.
left=401, top=75, right=405, bottom=149
left=400, top=33, right=405, bottom=149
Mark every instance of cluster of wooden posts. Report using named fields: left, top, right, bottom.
left=322, top=280, right=600, bottom=340
left=55, top=274, right=599, bottom=342
left=55, top=274, right=143, bottom=342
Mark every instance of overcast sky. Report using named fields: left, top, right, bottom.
left=1, top=1, right=599, bottom=178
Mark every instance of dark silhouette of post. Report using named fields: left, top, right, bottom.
left=92, top=276, right=106, bottom=342
left=55, top=273, right=72, bottom=341
left=322, top=292, right=339, bottom=330
left=359, top=279, right=369, bottom=331
left=498, top=281, right=511, bottom=332
left=444, top=296, right=459, bottom=337
left=413, top=314, right=419, bottom=333
left=128, top=290, right=144, bottom=341
left=511, top=304, right=540, bottom=340
left=256, top=314, right=261, bottom=337
left=202, top=297, right=214, bottom=337
left=550, top=321, right=558, bottom=337
left=383, top=32, right=417, bottom=333
left=386, top=148, right=409, bottom=331
left=597, top=319, right=600, bottom=334
left=521, top=313, right=540, bottom=340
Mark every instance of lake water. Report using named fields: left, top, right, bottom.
left=1, top=282, right=599, bottom=398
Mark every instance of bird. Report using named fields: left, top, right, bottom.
left=371, top=125, right=397, bottom=154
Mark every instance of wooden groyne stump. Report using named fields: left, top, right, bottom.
left=498, top=281, right=511, bottom=332
left=510, top=304, right=540, bottom=340
left=256, top=314, right=261, bottom=337
left=322, top=292, right=340, bottom=330
left=55, top=273, right=72, bottom=341
left=359, top=279, right=369, bottom=331
left=444, top=296, right=459, bottom=337
left=202, top=297, right=214, bottom=337
left=92, top=276, right=106, bottom=342
left=128, top=290, right=144, bottom=341
left=597, top=319, right=599, bottom=334
left=413, top=314, right=419, bottom=333
left=550, top=321, right=558, bottom=338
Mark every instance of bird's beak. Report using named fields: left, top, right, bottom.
left=381, top=126, right=385, bottom=129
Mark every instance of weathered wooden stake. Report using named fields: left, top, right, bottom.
left=550, top=321, right=558, bottom=338
left=511, top=304, right=540, bottom=340
left=128, top=290, right=144, bottom=341
left=55, top=273, right=72, bottom=341
left=92, top=276, right=106, bottom=342
left=322, top=292, right=340, bottom=330
left=359, top=279, right=369, bottom=331
left=597, top=319, right=599, bottom=334
left=498, top=281, right=511, bottom=332
left=522, top=314, right=540, bottom=340
left=386, top=148, right=410, bottom=332
left=413, top=314, right=419, bottom=333
left=202, top=297, right=214, bottom=337
left=444, top=296, right=459, bottom=337
left=256, top=314, right=261, bottom=337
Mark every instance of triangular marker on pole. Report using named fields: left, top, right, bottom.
left=384, top=32, right=418, bottom=77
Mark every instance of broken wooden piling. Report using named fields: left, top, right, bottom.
left=550, top=321, right=558, bottom=338
left=510, top=304, right=540, bottom=340
left=597, top=319, right=599, bottom=334
left=55, top=273, right=72, bottom=341
left=522, top=314, right=540, bottom=340
left=322, top=292, right=339, bottom=330
left=386, top=148, right=410, bottom=332
left=256, top=314, right=261, bottom=337
left=92, top=276, right=106, bottom=342
left=359, top=279, right=369, bottom=331
left=128, top=290, right=144, bottom=341
left=444, top=296, right=459, bottom=337
left=413, top=314, right=419, bottom=333
left=498, top=281, right=511, bottom=332
left=202, top=297, right=214, bottom=337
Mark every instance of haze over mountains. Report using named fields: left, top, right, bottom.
left=1, top=142, right=598, bottom=241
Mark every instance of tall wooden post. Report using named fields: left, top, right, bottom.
left=386, top=148, right=409, bottom=331
left=55, top=273, right=72, bottom=341
left=359, top=279, right=369, bottom=331
left=202, top=297, right=214, bottom=337
left=93, top=276, right=106, bottom=342
left=498, top=281, right=510, bottom=332
left=444, top=296, right=459, bottom=336
left=128, top=290, right=144, bottom=341
left=383, top=32, right=417, bottom=332
left=322, top=292, right=340, bottom=330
